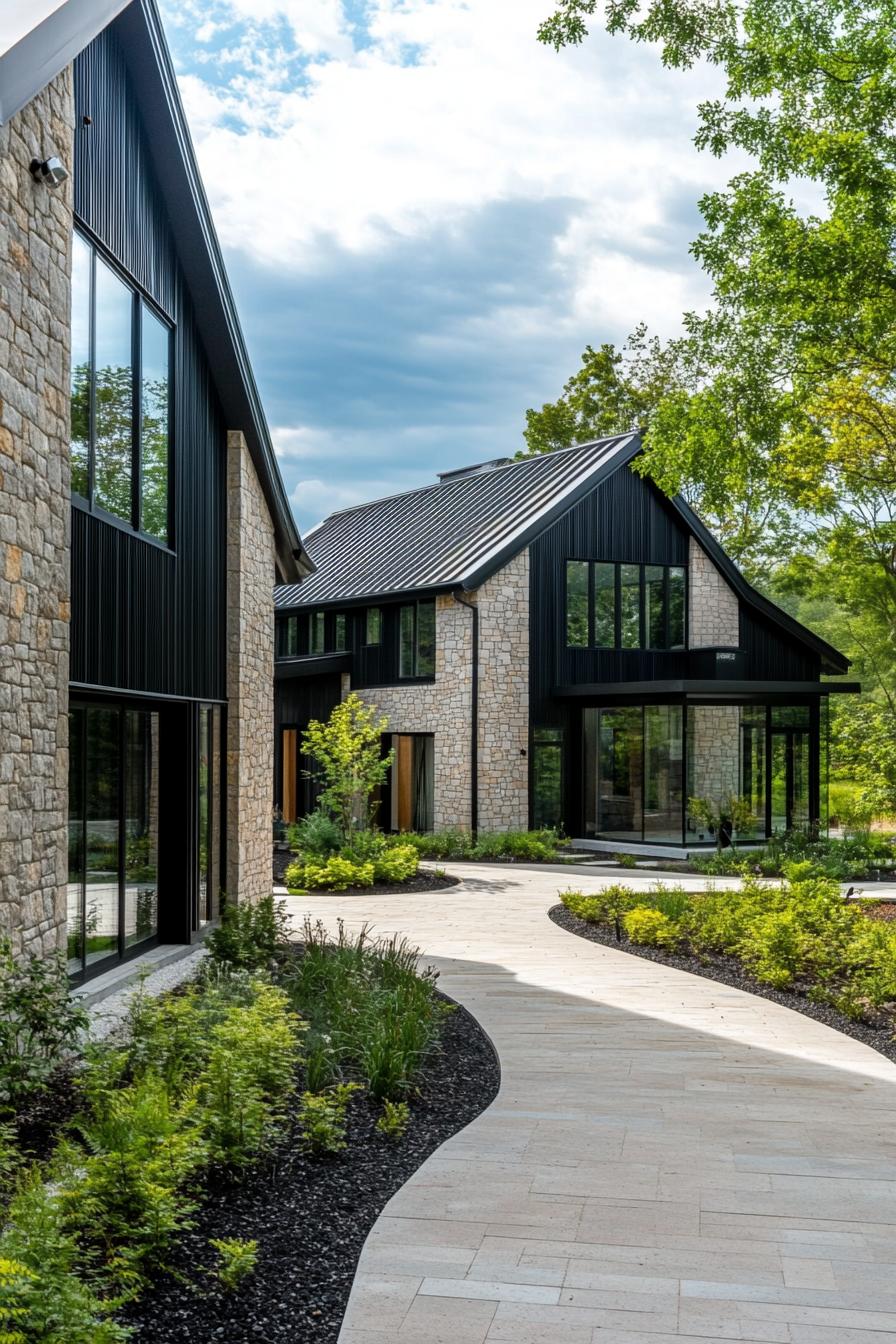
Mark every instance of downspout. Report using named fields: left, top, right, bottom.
left=453, top=590, right=478, bottom=836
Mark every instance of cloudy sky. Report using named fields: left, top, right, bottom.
left=158, top=0, right=729, bottom=533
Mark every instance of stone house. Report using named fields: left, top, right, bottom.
left=0, top=0, right=312, bottom=981
left=274, top=434, right=857, bottom=855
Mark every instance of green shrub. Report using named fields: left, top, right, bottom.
left=196, top=982, right=302, bottom=1168
left=298, top=1084, right=362, bottom=1155
left=689, top=849, right=751, bottom=876
left=623, top=907, right=679, bottom=947
left=205, top=896, right=291, bottom=970
left=614, top=852, right=638, bottom=869
left=373, top=844, right=419, bottom=883
left=376, top=1099, right=410, bottom=1140
left=471, top=829, right=560, bottom=861
left=286, top=809, right=343, bottom=860
left=282, top=918, right=448, bottom=1098
left=292, top=857, right=376, bottom=891
left=0, top=939, right=88, bottom=1113
left=0, top=1173, right=130, bottom=1342
left=210, top=1237, right=258, bottom=1291
left=388, top=830, right=473, bottom=860
left=643, top=884, right=693, bottom=922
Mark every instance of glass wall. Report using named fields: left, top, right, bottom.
left=197, top=704, right=223, bottom=926
left=68, top=704, right=160, bottom=979
left=584, top=702, right=820, bottom=845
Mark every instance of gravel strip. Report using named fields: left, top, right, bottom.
left=85, top=947, right=208, bottom=1042
left=549, top=903, right=896, bottom=1067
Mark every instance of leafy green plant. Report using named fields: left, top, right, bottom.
left=0, top=1172, right=130, bottom=1342
left=0, top=1255, right=30, bottom=1344
left=560, top=884, right=642, bottom=940
left=689, top=794, right=755, bottom=849
left=205, top=896, right=291, bottom=971
left=298, top=1084, right=362, bottom=1155
left=286, top=808, right=343, bottom=860
left=372, top=844, right=419, bottom=883
left=302, top=694, right=394, bottom=839
left=614, top=852, right=638, bottom=869
left=0, top=939, right=88, bottom=1113
left=623, top=907, right=679, bottom=948
left=210, top=1237, right=258, bottom=1291
left=286, top=857, right=375, bottom=891
left=376, top=1100, right=410, bottom=1141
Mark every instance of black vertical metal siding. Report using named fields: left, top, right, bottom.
left=528, top=468, right=690, bottom=722
left=70, top=26, right=226, bottom=700
left=739, top=607, right=820, bottom=680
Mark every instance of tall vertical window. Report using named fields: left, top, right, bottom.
left=668, top=567, right=685, bottom=649
left=593, top=562, right=615, bottom=647
left=619, top=564, right=641, bottom=648
left=532, top=727, right=564, bottom=830
left=70, top=232, right=172, bottom=543
left=335, top=614, right=347, bottom=651
left=310, top=611, right=325, bottom=654
left=644, top=565, right=665, bottom=648
left=566, top=561, right=589, bottom=647
left=284, top=615, right=299, bottom=656
left=399, top=600, right=436, bottom=678
left=366, top=607, right=382, bottom=644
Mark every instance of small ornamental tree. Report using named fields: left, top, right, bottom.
left=302, top=694, right=393, bottom=839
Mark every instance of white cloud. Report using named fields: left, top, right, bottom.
left=166, top=0, right=728, bottom=320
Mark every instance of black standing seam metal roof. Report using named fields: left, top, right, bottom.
left=275, top=433, right=640, bottom=607
left=274, top=430, right=850, bottom=676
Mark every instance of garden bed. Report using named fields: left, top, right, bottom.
left=272, top=846, right=459, bottom=893
left=120, top=987, right=498, bottom=1343
left=550, top=902, right=896, bottom=1067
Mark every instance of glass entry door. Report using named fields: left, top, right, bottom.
left=770, top=728, right=810, bottom=833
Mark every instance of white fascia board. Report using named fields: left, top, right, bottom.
left=0, top=0, right=131, bottom=123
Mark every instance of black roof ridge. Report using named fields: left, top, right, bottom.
left=317, top=432, right=637, bottom=522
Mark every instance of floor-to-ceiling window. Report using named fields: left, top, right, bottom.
left=197, top=704, right=222, bottom=928
left=583, top=702, right=820, bottom=845
left=68, top=703, right=160, bottom=979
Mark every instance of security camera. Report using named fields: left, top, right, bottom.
left=30, top=157, right=68, bottom=188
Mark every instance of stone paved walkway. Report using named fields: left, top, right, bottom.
left=285, top=864, right=896, bottom=1344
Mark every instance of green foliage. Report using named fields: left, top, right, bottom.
left=286, top=808, right=343, bottom=860
left=390, top=828, right=562, bottom=861
left=205, top=896, right=291, bottom=971
left=0, top=1173, right=130, bottom=1343
left=372, top=844, right=420, bottom=883
left=614, top=852, right=637, bottom=869
left=298, top=1084, right=362, bottom=1155
left=622, top=907, right=679, bottom=949
left=376, top=1100, right=410, bottom=1141
left=301, top=694, right=394, bottom=839
left=688, top=795, right=756, bottom=850
left=209, top=1237, right=258, bottom=1292
left=281, top=918, right=449, bottom=1099
left=690, top=830, right=896, bottom=880
left=286, top=857, right=375, bottom=892
left=0, top=938, right=88, bottom=1114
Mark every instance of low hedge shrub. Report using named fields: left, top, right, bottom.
left=561, top=873, right=896, bottom=1025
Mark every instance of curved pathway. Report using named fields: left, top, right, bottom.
left=285, top=865, right=896, bottom=1344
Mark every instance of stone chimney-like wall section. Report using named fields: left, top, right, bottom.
left=688, top=536, right=740, bottom=647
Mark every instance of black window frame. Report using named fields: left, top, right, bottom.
left=398, top=599, right=436, bottom=680
left=365, top=607, right=383, bottom=646
left=309, top=610, right=326, bottom=654
left=70, top=224, right=174, bottom=551
left=565, top=560, right=688, bottom=651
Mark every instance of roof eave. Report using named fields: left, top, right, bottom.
left=0, top=0, right=132, bottom=123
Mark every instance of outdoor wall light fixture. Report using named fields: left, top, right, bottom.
left=30, top=156, right=68, bottom=188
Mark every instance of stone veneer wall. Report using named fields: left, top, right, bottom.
left=688, top=704, right=741, bottom=806
left=357, top=549, right=530, bottom=833
left=0, top=71, right=73, bottom=956
left=225, top=430, right=275, bottom=906
left=475, top=548, right=529, bottom=831
left=357, top=595, right=473, bottom=831
left=688, top=536, right=739, bottom=647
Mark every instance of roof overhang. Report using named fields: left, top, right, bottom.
left=554, top=680, right=862, bottom=702
left=275, top=652, right=352, bottom=680
left=0, top=0, right=131, bottom=123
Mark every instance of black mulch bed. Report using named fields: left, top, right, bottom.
left=550, top=902, right=896, bottom=1068
left=272, top=847, right=459, bottom=895
left=11, top=1068, right=81, bottom=1164
left=119, top=992, right=500, bottom=1343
